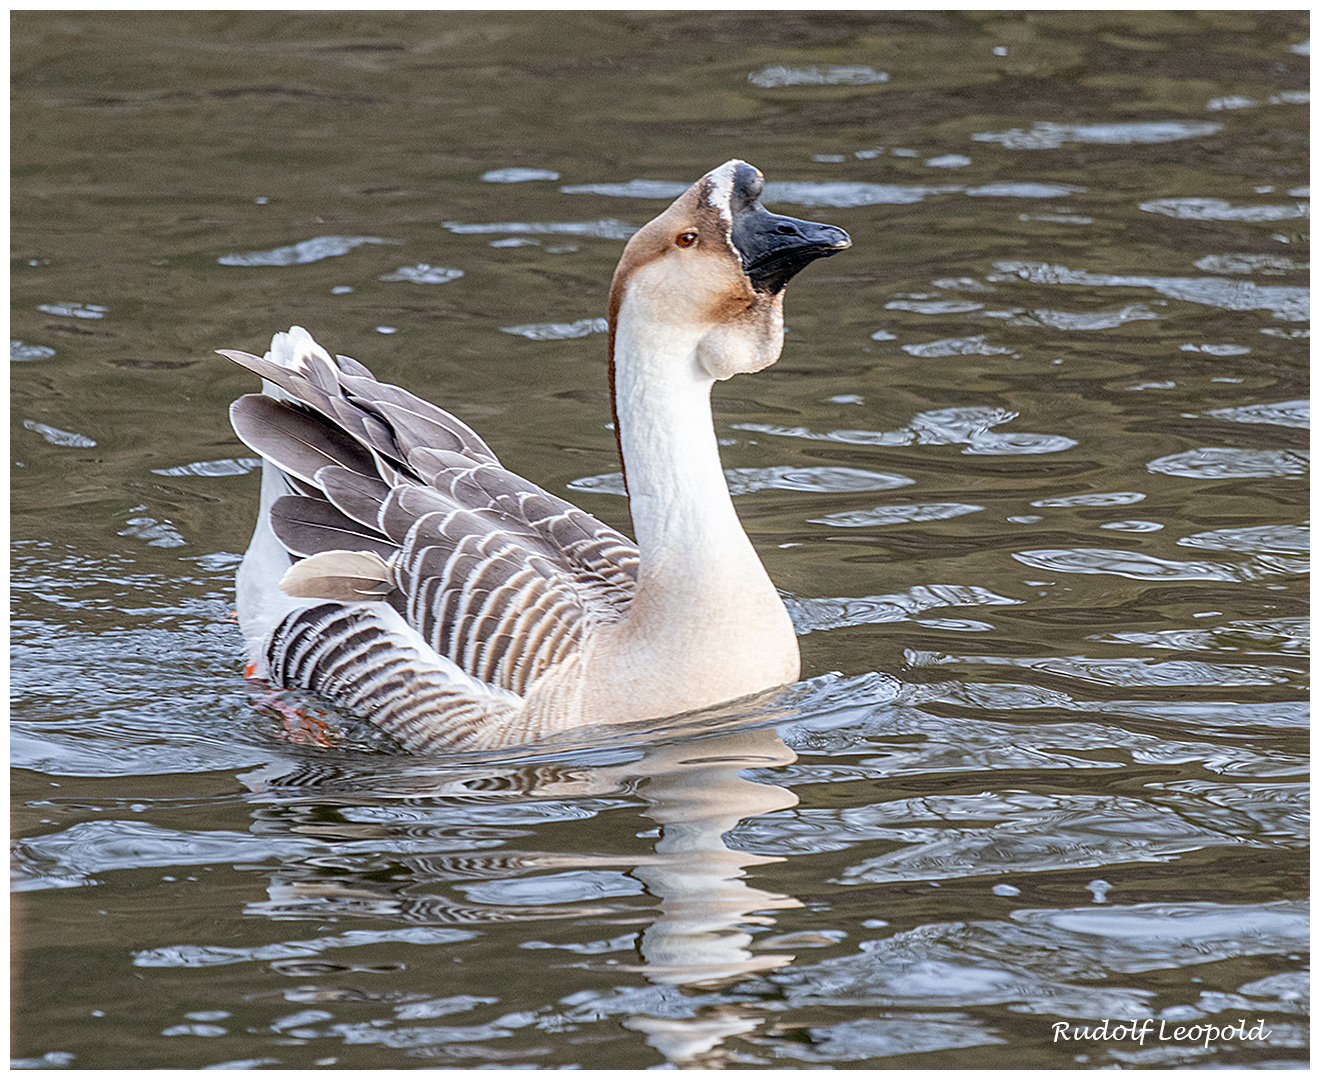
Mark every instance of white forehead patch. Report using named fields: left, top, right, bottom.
left=702, top=159, right=755, bottom=263
left=702, top=159, right=747, bottom=226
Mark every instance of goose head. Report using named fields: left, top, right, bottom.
left=608, top=159, right=851, bottom=380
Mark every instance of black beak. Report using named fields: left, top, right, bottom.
left=727, top=163, right=851, bottom=294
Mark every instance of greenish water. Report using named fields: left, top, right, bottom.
left=12, top=11, right=1308, bottom=1069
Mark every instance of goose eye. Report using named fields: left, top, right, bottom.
left=675, top=230, right=698, bottom=248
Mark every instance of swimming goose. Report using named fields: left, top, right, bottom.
left=225, top=160, right=850, bottom=751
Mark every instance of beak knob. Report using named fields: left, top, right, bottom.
left=727, top=166, right=851, bottom=293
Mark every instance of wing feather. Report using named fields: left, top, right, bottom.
left=228, top=330, right=638, bottom=730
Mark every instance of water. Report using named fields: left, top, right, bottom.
left=11, top=11, right=1309, bottom=1069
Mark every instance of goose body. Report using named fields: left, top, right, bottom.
left=227, top=160, right=850, bottom=751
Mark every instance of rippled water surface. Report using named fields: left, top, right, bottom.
left=11, top=11, right=1309, bottom=1069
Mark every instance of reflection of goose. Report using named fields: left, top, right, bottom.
left=624, top=729, right=801, bottom=986
left=226, top=160, right=849, bottom=751
left=241, top=721, right=802, bottom=992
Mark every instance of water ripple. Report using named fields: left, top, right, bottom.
left=787, top=583, right=1021, bottom=634
left=1141, top=197, right=1309, bottom=222
left=748, top=64, right=889, bottom=87
left=499, top=317, right=607, bottom=340
left=1194, top=253, right=1307, bottom=275
left=1091, top=616, right=1309, bottom=655
left=441, top=219, right=636, bottom=240
left=736, top=406, right=1076, bottom=455
left=1147, top=447, right=1309, bottom=479
left=1013, top=303, right=1161, bottom=330
left=796, top=791, right=1266, bottom=884
left=12, top=340, right=56, bottom=361
left=218, top=235, right=396, bottom=267
left=152, top=457, right=261, bottom=478
left=1206, top=400, right=1309, bottom=429
left=571, top=465, right=913, bottom=499
left=906, top=649, right=1296, bottom=688
left=481, top=167, right=559, bottom=183
left=750, top=1017, right=1002, bottom=1063
left=1031, top=491, right=1146, bottom=508
left=1178, top=524, right=1308, bottom=555
left=901, top=334, right=1013, bottom=357
left=134, top=926, right=477, bottom=969
left=22, top=419, right=96, bottom=448
left=809, top=502, right=985, bottom=528
left=36, top=300, right=106, bottom=319
left=1012, top=547, right=1267, bottom=582
left=973, top=120, right=1223, bottom=149
left=561, top=179, right=1085, bottom=209
left=378, top=264, right=463, bottom=284
left=991, top=260, right=1309, bottom=321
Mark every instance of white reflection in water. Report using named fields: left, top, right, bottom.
left=562, top=178, right=1086, bottom=209
left=441, top=219, right=636, bottom=240
left=1178, top=524, right=1308, bottom=555
left=1141, top=196, right=1309, bottom=222
left=992, top=260, right=1309, bottom=321
left=1092, top=616, right=1308, bottom=655
left=1013, top=545, right=1296, bottom=582
left=220, top=724, right=815, bottom=1064
left=36, top=300, right=106, bottom=319
left=736, top=404, right=1077, bottom=455
left=748, top=64, right=889, bottom=87
left=153, top=456, right=261, bottom=478
left=481, top=167, right=560, bottom=183
left=1098, top=520, right=1163, bottom=532
left=1031, top=490, right=1146, bottom=508
left=378, top=264, right=463, bottom=284
left=118, top=508, right=186, bottom=549
left=1194, top=252, right=1307, bottom=274
left=974, top=120, right=1223, bottom=149
left=907, top=649, right=1295, bottom=688
left=884, top=298, right=985, bottom=314
left=22, top=419, right=96, bottom=448
left=218, top=236, right=397, bottom=267
left=1147, top=447, right=1309, bottom=479
left=500, top=317, right=606, bottom=340
left=1012, top=303, right=1161, bottom=330
left=787, top=582, right=1021, bottom=634
left=1206, top=399, right=1309, bottom=429
left=12, top=340, right=56, bottom=361
left=901, top=333, right=1014, bottom=357
left=572, top=465, right=913, bottom=498
left=809, top=502, right=984, bottom=528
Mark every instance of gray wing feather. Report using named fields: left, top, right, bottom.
left=230, top=395, right=379, bottom=484
left=269, top=494, right=396, bottom=560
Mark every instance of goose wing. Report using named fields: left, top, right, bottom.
left=226, top=337, right=638, bottom=705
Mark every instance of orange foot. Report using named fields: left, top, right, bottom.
left=244, top=665, right=335, bottom=747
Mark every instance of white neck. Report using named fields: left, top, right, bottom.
left=612, top=301, right=750, bottom=582
left=594, top=294, right=800, bottom=714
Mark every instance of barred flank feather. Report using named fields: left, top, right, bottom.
left=266, top=603, right=522, bottom=753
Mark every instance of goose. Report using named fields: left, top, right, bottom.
left=225, top=160, right=850, bottom=752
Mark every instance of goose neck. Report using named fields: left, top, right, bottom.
left=610, top=309, right=742, bottom=565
